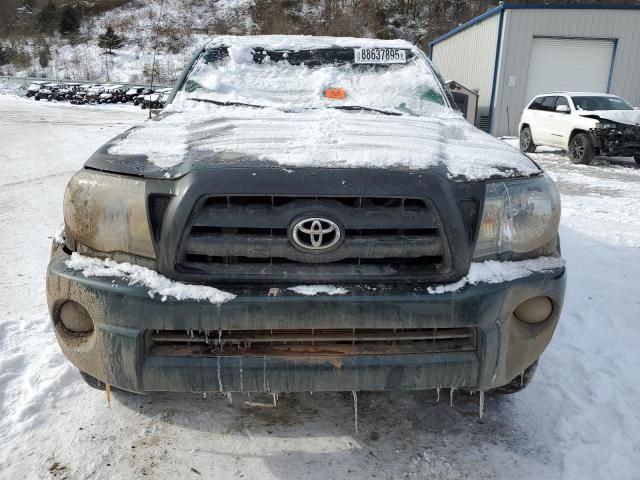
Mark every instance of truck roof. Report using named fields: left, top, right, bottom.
left=205, top=35, right=416, bottom=51
left=546, top=92, right=619, bottom=97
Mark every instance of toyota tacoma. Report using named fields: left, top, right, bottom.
left=47, top=36, right=565, bottom=397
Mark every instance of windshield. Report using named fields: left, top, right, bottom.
left=177, top=45, right=448, bottom=116
left=572, top=95, right=633, bottom=111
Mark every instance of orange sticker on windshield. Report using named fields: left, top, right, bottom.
left=325, top=88, right=346, bottom=100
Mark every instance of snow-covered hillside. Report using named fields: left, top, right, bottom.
left=0, top=0, right=472, bottom=83
left=2, top=0, right=254, bottom=82
left=1, top=95, right=639, bottom=479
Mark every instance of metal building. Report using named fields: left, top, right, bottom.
left=429, top=3, right=640, bottom=136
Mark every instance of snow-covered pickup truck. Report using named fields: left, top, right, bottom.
left=519, top=92, right=640, bottom=165
left=47, top=36, right=565, bottom=400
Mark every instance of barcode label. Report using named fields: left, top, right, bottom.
left=353, top=48, right=407, bottom=64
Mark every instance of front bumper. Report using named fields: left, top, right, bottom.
left=592, top=124, right=640, bottom=156
left=47, top=245, right=566, bottom=394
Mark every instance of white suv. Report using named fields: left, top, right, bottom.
left=518, top=92, right=640, bottom=165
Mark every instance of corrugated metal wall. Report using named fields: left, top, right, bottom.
left=494, top=8, right=640, bottom=136
left=431, top=14, right=499, bottom=126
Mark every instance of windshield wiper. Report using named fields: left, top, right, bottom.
left=188, top=98, right=264, bottom=109
left=328, top=105, right=401, bottom=116
left=189, top=98, right=401, bottom=116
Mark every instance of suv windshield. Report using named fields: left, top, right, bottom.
left=571, top=95, right=633, bottom=111
left=178, top=45, right=447, bottom=116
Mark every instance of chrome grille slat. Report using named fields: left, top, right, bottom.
left=184, top=234, right=444, bottom=262
left=191, top=203, right=438, bottom=230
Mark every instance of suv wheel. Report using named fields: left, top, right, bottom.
left=519, top=127, right=536, bottom=153
left=495, top=360, right=538, bottom=394
left=568, top=133, right=595, bottom=164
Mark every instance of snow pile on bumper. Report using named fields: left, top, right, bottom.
left=65, top=252, right=236, bottom=304
left=287, top=285, right=349, bottom=295
left=427, top=256, right=566, bottom=294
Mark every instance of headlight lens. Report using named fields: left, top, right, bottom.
left=64, top=169, right=155, bottom=259
left=473, top=174, right=560, bottom=261
left=597, top=122, right=618, bottom=130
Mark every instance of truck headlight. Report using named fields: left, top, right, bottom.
left=473, top=174, right=560, bottom=261
left=63, top=169, right=155, bottom=259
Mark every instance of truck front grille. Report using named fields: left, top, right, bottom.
left=148, top=327, right=477, bottom=357
left=173, top=195, right=453, bottom=283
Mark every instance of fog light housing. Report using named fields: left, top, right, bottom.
left=514, top=296, right=553, bottom=324
left=59, top=301, right=94, bottom=334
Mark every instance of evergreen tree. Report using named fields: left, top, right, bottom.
left=60, top=6, right=80, bottom=36
left=98, top=26, right=124, bottom=54
left=8, top=42, right=31, bottom=69
left=38, top=44, right=51, bottom=68
left=37, top=0, right=58, bottom=34
left=143, top=62, right=160, bottom=81
left=0, top=45, right=10, bottom=66
left=22, top=0, right=34, bottom=14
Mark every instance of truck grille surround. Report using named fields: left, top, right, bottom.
left=171, top=195, right=458, bottom=283
left=152, top=169, right=482, bottom=284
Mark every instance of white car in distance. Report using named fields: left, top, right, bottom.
left=519, top=92, right=640, bottom=165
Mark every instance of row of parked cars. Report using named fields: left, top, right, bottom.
left=24, top=81, right=172, bottom=109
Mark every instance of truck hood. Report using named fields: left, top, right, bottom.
left=86, top=106, right=540, bottom=181
left=579, top=109, right=640, bottom=125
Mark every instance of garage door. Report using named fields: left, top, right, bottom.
left=524, top=37, right=614, bottom=104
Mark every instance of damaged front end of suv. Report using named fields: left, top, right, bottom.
left=590, top=119, right=640, bottom=160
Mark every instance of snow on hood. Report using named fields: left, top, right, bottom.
left=97, top=35, right=539, bottom=181
left=579, top=110, right=640, bottom=125
left=104, top=105, right=539, bottom=181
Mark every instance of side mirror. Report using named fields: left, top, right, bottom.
left=555, top=104, right=570, bottom=113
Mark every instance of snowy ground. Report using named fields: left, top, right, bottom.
left=1, top=96, right=639, bottom=479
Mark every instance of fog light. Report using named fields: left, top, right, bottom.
left=514, top=296, right=553, bottom=324
left=59, top=301, right=94, bottom=333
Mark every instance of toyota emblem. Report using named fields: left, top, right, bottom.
left=290, top=217, right=343, bottom=252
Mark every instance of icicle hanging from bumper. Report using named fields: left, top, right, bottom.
left=105, top=383, right=111, bottom=408
left=352, top=391, right=359, bottom=436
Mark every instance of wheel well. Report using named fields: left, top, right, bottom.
left=569, top=129, right=600, bottom=155
left=520, top=123, right=530, bottom=132
left=569, top=129, right=588, bottom=142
